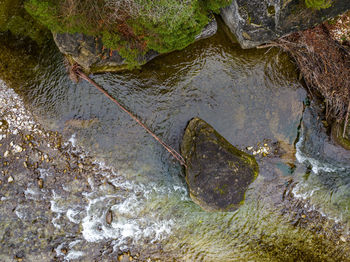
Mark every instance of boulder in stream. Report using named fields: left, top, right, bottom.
left=181, top=118, right=259, bottom=212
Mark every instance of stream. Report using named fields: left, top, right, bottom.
left=1, top=22, right=350, bottom=261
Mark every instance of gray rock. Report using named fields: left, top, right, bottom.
left=195, top=18, right=218, bottom=41
left=181, top=118, right=259, bottom=212
left=221, top=0, right=350, bottom=48
left=53, top=18, right=217, bottom=73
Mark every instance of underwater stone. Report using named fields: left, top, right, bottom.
left=181, top=118, right=259, bottom=212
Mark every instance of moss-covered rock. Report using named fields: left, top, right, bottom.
left=181, top=118, right=259, bottom=212
left=221, top=0, right=350, bottom=48
left=53, top=19, right=217, bottom=73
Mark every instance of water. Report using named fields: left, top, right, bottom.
left=1, top=21, right=350, bottom=261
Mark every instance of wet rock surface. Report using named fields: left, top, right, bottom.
left=221, top=0, right=350, bottom=48
left=181, top=118, right=259, bottom=211
left=299, top=106, right=350, bottom=166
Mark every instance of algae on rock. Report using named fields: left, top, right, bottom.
left=181, top=118, right=259, bottom=212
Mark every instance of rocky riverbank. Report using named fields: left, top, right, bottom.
left=0, top=81, right=158, bottom=261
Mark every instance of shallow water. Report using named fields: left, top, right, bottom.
left=1, top=21, right=350, bottom=261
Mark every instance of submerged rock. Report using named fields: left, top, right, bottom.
left=220, top=0, right=350, bottom=48
left=181, top=118, right=259, bottom=212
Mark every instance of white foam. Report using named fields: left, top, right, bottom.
left=295, top=134, right=338, bottom=174
left=81, top=178, right=178, bottom=248
left=66, top=250, right=85, bottom=260
left=52, top=214, right=62, bottom=229
left=68, top=134, right=77, bottom=147
left=38, top=168, right=52, bottom=178
left=66, top=209, right=81, bottom=224
left=24, top=187, right=42, bottom=200
left=15, top=207, right=26, bottom=220
left=292, top=183, right=342, bottom=224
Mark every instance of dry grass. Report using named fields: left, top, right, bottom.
left=260, top=21, right=350, bottom=136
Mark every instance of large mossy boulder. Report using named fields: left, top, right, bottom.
left=181, top=118, right=259, bottom=212
left=53, top=19, right=217, bottom=73
left=220, top=0, right=350, bottom=48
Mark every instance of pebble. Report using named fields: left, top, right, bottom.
left=340, top=235, right=347, bottom=242
left=106, top=209, right=113, bottom=225
left=38, top=178, right=44, bottom=189
left=13, top=145, right=23, bottom=153
left=8, top=176, right=14, bottom=183
left=4, top=150, right=9, bottom=157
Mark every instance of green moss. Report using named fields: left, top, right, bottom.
left=304, top=0, right=332, bottom=10
left=0, top=0, right=49, bottom=43
left=267, top=5, right=276, bottom=16
left=23, top=0, right=230, bottom=68
left=24, top=0, right=94, bottom=35
left=204, top=0, right=232, bottom=13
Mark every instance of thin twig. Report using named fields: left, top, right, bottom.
left=343, top=101, right=350, bottom=138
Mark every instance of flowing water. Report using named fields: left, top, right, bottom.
left=1, top=21, right=350, bottom=261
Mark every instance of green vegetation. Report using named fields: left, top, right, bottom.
left=305, top=0, right=332, bottom=10
left=0, top=0, right=49, bottom=43
left=23, top=0, right=231, bottom=68
left=204, top=0, right=232, bottom=13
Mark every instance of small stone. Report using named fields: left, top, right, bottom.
left=4, top=151, right=9, bottom=157
left=13, top=145, right=23, bottom=153
left=246, top=146, right=253, bottom=151
left=340, top=236, right=346, bottom=242
left=8, top=176, right=14, bottom=183
left=38, top=178, right=44, bottom=189
left=23, top=162, right=27, bottom=168
left=61, top=248, right=68, bottom=254
left=78, top=163, right=83, bottom=169
left=106, top=210, right=113, bottom=225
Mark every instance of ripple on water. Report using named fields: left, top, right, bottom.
left=2, top=26, right=350, bottom=261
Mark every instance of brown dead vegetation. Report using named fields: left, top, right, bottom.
left=260, top=19, right=350, bottom=137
